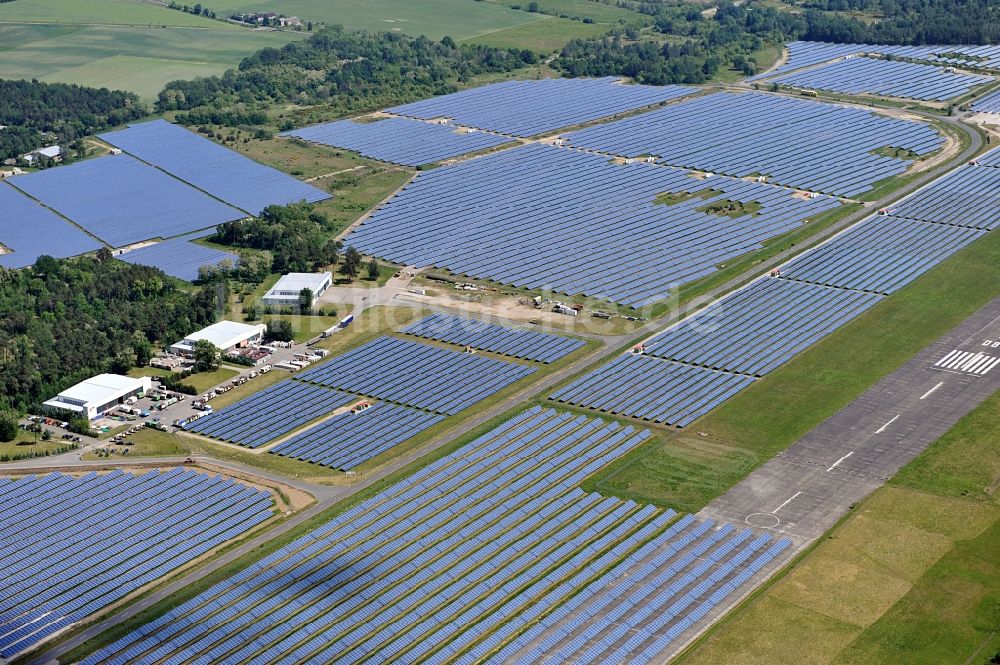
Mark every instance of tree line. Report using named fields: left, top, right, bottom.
left=0, top=79, right=146, bottom=162
left=155, top=26, right=537, bottom=127
left=553, top=0, right=998, bottom=85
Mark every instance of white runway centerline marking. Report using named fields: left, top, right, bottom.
left=772, top=491, right=802, bottom=514
left=875, top=414, right=899, bottom=434
left=920, top=381, right=944, bottom=400
left=827, top=451, right=854, bottom=472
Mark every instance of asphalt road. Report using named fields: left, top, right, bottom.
left=11, top=108, right=985, bottom=665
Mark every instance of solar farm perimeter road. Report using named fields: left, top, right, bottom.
left=17, top=114, right=982, bottom=665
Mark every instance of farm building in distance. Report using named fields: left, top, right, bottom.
left=261, top=272, right=332, bottom=307
left=42, top=374, right=152, bottom=420
left=21, top=145, right=61, bottom=165
left=169, top=320, right=266, bottom=356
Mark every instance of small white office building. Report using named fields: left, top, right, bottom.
left=261, top=272, right=333, bottom=307
left=43, top=374, right=152, bottom=420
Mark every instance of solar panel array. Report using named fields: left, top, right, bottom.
left=641, top=279, right=884, bottom=376
left=563, top=91, right=943, bottom=197
left=551, top=355, right=756, bottom=426
left=755, top=41, right=1000, bottom=81
left=7, top=154, right=245, bottom=247
left=978, top=147, right=1000, bottom=168
left=487, top=518, right=790, bottom=665
left=296, top=336, right=536, bottom=415
left=0, top=469, right=271, bottom=659
left=283, top=117, right=512, bottom=167
left=117, top=236, right=239, bottom=281
left=99, top=120, right=331, bottom=214
left=780, top=215, right=986, bottom=294
left=403, top=313, right=586, bottom=363
left=183, top=379, right=356, bottom=448
left=386, top=77, right=694, bottom=137
left=346, top=143, right=839, bottom=306
left=553, top=148, right=1000, bottom=427
left=771, top=56, right=993, bottom=101
left=0, top=184, right=103, bottom=268
left=82, top=407, right=789, bottom=665
left=269, top=402, right=445, bottom=470
left=887, top=162, right=1000, bottom=229
left=972, top=87, right=1000, bottom=113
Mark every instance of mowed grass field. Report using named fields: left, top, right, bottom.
left=0, top=1, right=303, bottom=99
left=677, top=390, right=1000, bottom=665
left=214, top=0, right=604, bottom=51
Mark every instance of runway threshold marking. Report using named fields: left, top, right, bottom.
left=920, top=381, right=944, bottom=400
left=826, top=451, right=854, bottom=472
left=934, top=349, right=999, bottom=375
left=772, top=491, right=802, bottom=514
left=875, top=414, right=899, bottom=434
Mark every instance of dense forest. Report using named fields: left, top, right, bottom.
left=800, top=0, right=999, bottom=44
left=556, top=2, right=803, bottom=82
left=212, top=203, right=341, bottom=274
left=0, top=80, right=146, bottom=161
left=156, top=26, right=536, bottom=126
left=0, top=256, right=224, bottom=412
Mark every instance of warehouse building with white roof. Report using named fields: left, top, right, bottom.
left=43, top=374, right=152, bottom=420
left=261, top=272, right=332, bottom=307
left=168, top=320, right=267, bottom=356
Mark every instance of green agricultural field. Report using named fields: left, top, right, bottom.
left=677, top=391, right=1000, bottom=665
left=0, top=18, right=303, bottom=99
left=215, top=0, right=601, bottom=51
left=459, top=15, right=607, bottom=51
left=216, top=0, right=539, bottom=40
left=484, top=0, right=645, bottom=25
left=0, top=0, right=226, bottom=27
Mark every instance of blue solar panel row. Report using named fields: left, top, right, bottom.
left=484, top=525, right=790, bottom=665
left=550, top=355, right=756, bottom=426
left=978, top=145, right=1000, bottom=168
left=0, top=469, right=271, bottom=659
left=553, top=149, right=1000, bottom=428
left=972, top=87, right=1000, bottom=113
left=403, top=312, right=586, bottom=363
left=772, top=56, right=993, bottom=101
left=182, top=379, right=355, bottom=448
left=641, top=279, right=884, bottom=376
left=563, top=91, right=943, bottom=197
left=296, top=336, right=536, bottom=415
left=99, top=120, right=331, bottom=215
left=886, top=162, right=1000, bottom=229
left=269, top=401, right=444, bottom=470
left=0, top=184, right=103, bottom=268
left=781, top=215, right=986, bottom=294
left=82, top=407, right=787, bottom=665
left=283, top=116, right=512, bottom=166
left=116, top=237, right=239, bottom=281
left=754, top=41, right=1000, bottom=81
left=386, top=77, right=694, bottom=137
left=7, top=154, right=245, bottom=247
left=346, top=143, right=839, bottom=306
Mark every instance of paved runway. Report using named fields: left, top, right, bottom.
left=700, top=294, right=1000, bottom=543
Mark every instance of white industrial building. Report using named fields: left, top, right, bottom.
left=169, top=320, right=266, bottom=356
left=43, top=374, right=152, bottom=420
left=261, top=272, right=332, bottom=307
